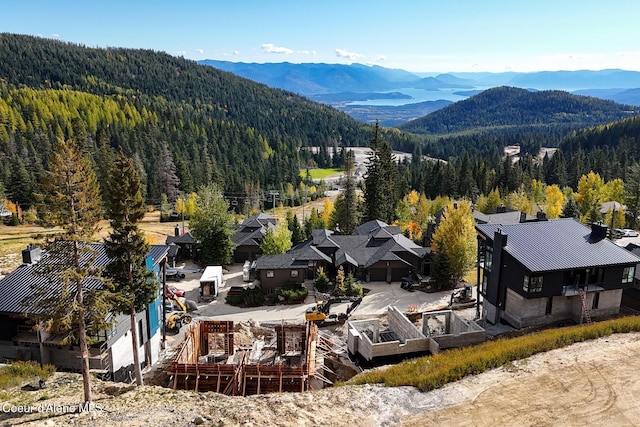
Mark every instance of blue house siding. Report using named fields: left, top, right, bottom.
left=146, top=255, right=162, bottom=337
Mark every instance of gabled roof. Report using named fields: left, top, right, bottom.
left=476, top=218, right=640, bottom=273
left=242, top=212, right=276, bottom=228
left=0, top=243, right=169, bottom=315
left=311, top=229, right=340, bottom=249
left=232, top=213, right=277, bottom=248
left=473, top=210, right=534, bottom=225
left=166, top=232, right=197, bottom=245
left=353, top=220, right=389, bottom=236
left=256, top=220, right=429, bottom=272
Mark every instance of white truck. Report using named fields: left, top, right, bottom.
left=199, top=266, right=223, bottom=302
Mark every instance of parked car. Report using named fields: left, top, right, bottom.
left=622, top=229, right=639, bottom=237
left=165, top=285, right=185, bottom=298
left=166, top=268, right=186, bottom=281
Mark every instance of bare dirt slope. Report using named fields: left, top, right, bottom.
left=3, top=332, right=640, bottom=427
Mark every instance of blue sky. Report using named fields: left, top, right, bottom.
left=3, top=0, right=640, bottom=73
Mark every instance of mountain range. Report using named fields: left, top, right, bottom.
left=200, top=60, right=640, bottom=125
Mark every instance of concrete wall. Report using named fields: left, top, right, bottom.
left=502, top=288, right=623, bottom=328
left=347, top=310, right=431, bottom=361
left=422, top=310, right=486, bottom=350
left=388, top=306, right=423, bottom=341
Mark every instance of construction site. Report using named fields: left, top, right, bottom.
left=165, top=319, right=349, bottom=395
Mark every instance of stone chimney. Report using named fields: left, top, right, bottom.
left=174, top=224, right=180, bottom=237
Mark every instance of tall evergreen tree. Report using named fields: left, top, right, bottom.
left=8, top=156, right=34, bottom=209
left=625, top=162, right=640, bottom=229
left=34, top=138, right=110, bottom=404
left=364, top=122, right=399, bottom=223
left=561, top=194, right=580, bottom=218
left=103, top=147, right=155, bottom=386
left=331, top=149, right=362, bottom=234
left=157, top=141, right=181, bottom=203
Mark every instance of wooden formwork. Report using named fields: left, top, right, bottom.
left=167, top=320, right=318, bottom=395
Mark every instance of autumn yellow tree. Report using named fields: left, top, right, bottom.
left=431, top=200, right=476, bottom=289
left=574, top=171, right=604, bottom=223
left=544, top=184, right=565, bottom=219
left=506, top=187, right=531, bottom=214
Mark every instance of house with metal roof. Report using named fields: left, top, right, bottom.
left=0, top=243, right=169, bottom=382
left=476, top=219, right=640, bottom=328
left=231, top=213, right=277, bottom=263
left=255, top=220, right=430, bottom=291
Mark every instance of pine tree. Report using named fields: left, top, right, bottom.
left=331, top=149, right=362, bottom=234
left=561, top=194, right=580, bottom=219
left=34, top=138, right=110, bottom=404
left=157, top=141, right=180, bottom=204
left=625, top=163, right=640, bottom=229
left=364, top=122, right=399, bottom=224
left=8, top=156, right=34, bottom=209
left=103, top=147, right=155, bottom=386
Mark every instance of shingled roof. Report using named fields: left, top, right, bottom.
left=476, top=218, right=640, bottom=273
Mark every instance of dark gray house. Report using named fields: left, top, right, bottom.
left=255, top=220, right=430, bottom=291
left=0, top=243, right=169, bottom=381
left=231, top=213, right=277, bottom=263
left=476, top=219, right=640, bottom=328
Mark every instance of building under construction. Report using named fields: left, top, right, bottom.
left=166, top=320, right=320, bottom=395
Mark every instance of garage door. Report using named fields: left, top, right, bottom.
left=368, top=268, right=386, bottom=282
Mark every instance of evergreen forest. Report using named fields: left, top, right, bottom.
left=1, top=33, right=640, bottom=224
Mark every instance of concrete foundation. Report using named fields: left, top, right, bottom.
left=422, top=310, right=486, bottom=350
left=167, top=320, right=317, bottom=395
left=347, top=307, right=485, bottom=361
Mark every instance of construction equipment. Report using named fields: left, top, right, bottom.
left=166, top=294, right=195, bottom=332
left=305, top=296, right=362, bottom=324
left=448, top=283, right=476, bottom=308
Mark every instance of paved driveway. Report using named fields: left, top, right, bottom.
left=167, top=262, right=476, bottom=325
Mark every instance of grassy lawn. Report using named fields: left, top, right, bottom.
left=300, top=168, right=344, bottom=180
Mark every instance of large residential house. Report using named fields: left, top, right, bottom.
left=255, top=220, right=430, bottom=291
left=0, top=243, right=169, bottom=382
left=231, top=213, right=277, bottom=263
left=476, top=219, right=640, bottom=328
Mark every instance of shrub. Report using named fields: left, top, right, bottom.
left=278, top=283, right=308, bottom=303
left=315, top=267, right=330, bottom=292
left=0, top=361, right=55, bottom=390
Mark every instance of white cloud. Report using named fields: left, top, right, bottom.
left=196, top=49, right=204, bottom=54
left=335, top=48, right=363, bottom=60
left=300, top=50, right=317, bottom=56
left=51, top=33, right=61, bottom=39
left=261, top=43, right=293, bottom=54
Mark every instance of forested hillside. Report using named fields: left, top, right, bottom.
left=0, top=33, right=375, bottom=206
left=401, top=86, right=638, bottom=135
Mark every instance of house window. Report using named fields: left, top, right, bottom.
left=290, top=269, right=299, bottom=278
left=523, top=275, right=543, bottom=292
left=592, top=292, right=600, bottom=310
left=266, top=270, right=274, bottom=278
left=622, top=266, right=635, bottom=284
left=481, top=274, right=488, bottom=294
left=485, top=249, right=493, bottom=271
left=138, top=320, right=144, bottom=347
